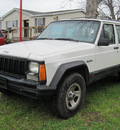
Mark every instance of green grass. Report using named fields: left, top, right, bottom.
left=0, top=75, right=120, bottom=130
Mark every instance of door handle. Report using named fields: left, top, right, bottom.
left=114, top=47, right=119, bottom=49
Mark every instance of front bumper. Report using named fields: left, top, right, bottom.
left=0, top=74, right=55, bottom=100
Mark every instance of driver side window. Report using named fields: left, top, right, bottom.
left=100, top=24, right=115, bottom=44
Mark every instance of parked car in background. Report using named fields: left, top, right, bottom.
left=0, top=31, right=5, bottom=45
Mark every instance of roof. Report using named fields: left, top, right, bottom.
left=19, top=8, right=42, bottom=15
left=1, top=8, right=85, bottom=19
left=32, top=8, right=86, bottom=17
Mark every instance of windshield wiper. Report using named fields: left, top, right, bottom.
left=36, top=37, right=79, bottom=42
left=36, top=38, right=54, bottom=40
left=54, top=38, right=79, bottom=42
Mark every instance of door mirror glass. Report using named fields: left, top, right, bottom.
left=98, top=38, right=109, bottom=46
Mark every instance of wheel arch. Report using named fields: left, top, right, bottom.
left=49, top=61, right=90, bottom=89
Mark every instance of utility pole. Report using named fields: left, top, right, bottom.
left=20, top=0, right=22, bottom=42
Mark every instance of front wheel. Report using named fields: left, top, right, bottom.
left=51, top=73, right=86, bottom=119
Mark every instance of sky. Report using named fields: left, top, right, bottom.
left=0, top=0, right=83, bottom=17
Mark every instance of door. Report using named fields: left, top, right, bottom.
left=95, top=24, right=118, bottom=72
left=24, top=20, right=29, bottom=37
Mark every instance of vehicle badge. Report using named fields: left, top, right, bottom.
left=3, top=50, right=9, bottom=54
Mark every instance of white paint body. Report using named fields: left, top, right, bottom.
left=0, top=19, right=120, bottom=86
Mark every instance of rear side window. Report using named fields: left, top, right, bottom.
left=0, top=32, right=3, bottom=37
left=100, top=24, right=115, bottom=44
left=116, top=25, right=120, bottom=43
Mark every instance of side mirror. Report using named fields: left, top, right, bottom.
left=98, top=38, right=109, bottom=46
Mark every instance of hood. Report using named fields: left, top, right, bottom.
left=24, top=40, right=88, bottom=56
left=0, top=40, right=93, bottom=58
left=0, top=42, right=30, bottom=58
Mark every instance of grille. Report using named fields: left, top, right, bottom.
left=0, top=56, right=27, bottom=77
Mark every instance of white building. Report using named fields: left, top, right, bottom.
left=0, top=8, right=85, bottom=40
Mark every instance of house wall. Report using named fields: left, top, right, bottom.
left=1, top=10, right=85, bottom=39
left=45, top=11, right=85, bottom=26
left=1, top=10, right=32, bottom=39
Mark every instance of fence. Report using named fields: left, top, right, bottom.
left=4, top=26, right=45, bottom=42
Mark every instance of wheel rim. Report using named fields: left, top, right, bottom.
left=66, top=83, right=81, bottom=110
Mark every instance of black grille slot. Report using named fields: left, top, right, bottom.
left=0, top=56, right=27, bottom=77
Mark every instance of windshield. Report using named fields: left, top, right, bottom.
left=37, top=20, right=100, bottom=43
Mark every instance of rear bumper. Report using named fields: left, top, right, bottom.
left=0, top=74, right=55, bottom=100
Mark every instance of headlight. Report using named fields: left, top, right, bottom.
left=26, top=62, right=47, bottom=83
left=27, top=62, right=39, bottom=81
left=29, top=62, right=39, bottom=73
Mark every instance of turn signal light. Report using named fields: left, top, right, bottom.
left=39, top=64, right=46, bottom=82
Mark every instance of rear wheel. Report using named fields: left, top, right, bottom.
left=51, top=73, right=86, bottom=119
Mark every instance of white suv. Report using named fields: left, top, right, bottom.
left=0, top=18, right=120, bottom=119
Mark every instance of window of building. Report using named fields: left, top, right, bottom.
left=6, top=21, right=12, bottom=29
left=100, top=24, right=115, bottom=44
left=12, top=20, right=18, bottom=27
left=6, top=20, right=18, bottom=33
left=35, top=18, right=37, bottom=26
left=6, top=20, right=18, bottom=29
left=0, top=31, right=3, bottom=37
left=38, top=18, right=45, bottom=26
left=0, top=22, right=1, bottom=30
left=116, top=25, right=120, bottom=43
left=35, top=18, right=45, bottom=33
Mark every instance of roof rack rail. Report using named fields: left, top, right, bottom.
left=71, top=17, right=120, bottom=22
left=71, top=17, right=96, bottom=19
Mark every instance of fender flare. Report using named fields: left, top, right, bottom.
left=49, top=61, right=89, bottom=89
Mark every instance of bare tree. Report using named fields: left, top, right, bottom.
left=61, top=0, right=86, bottom=10
left=61, top=0, right=120, bottom=20
left=86, top=0, right=101, bottom=18
left=99, top=0, right=120, bottom=20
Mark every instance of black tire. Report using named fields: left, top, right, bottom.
left=50, top=73, right=86, bottom=119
